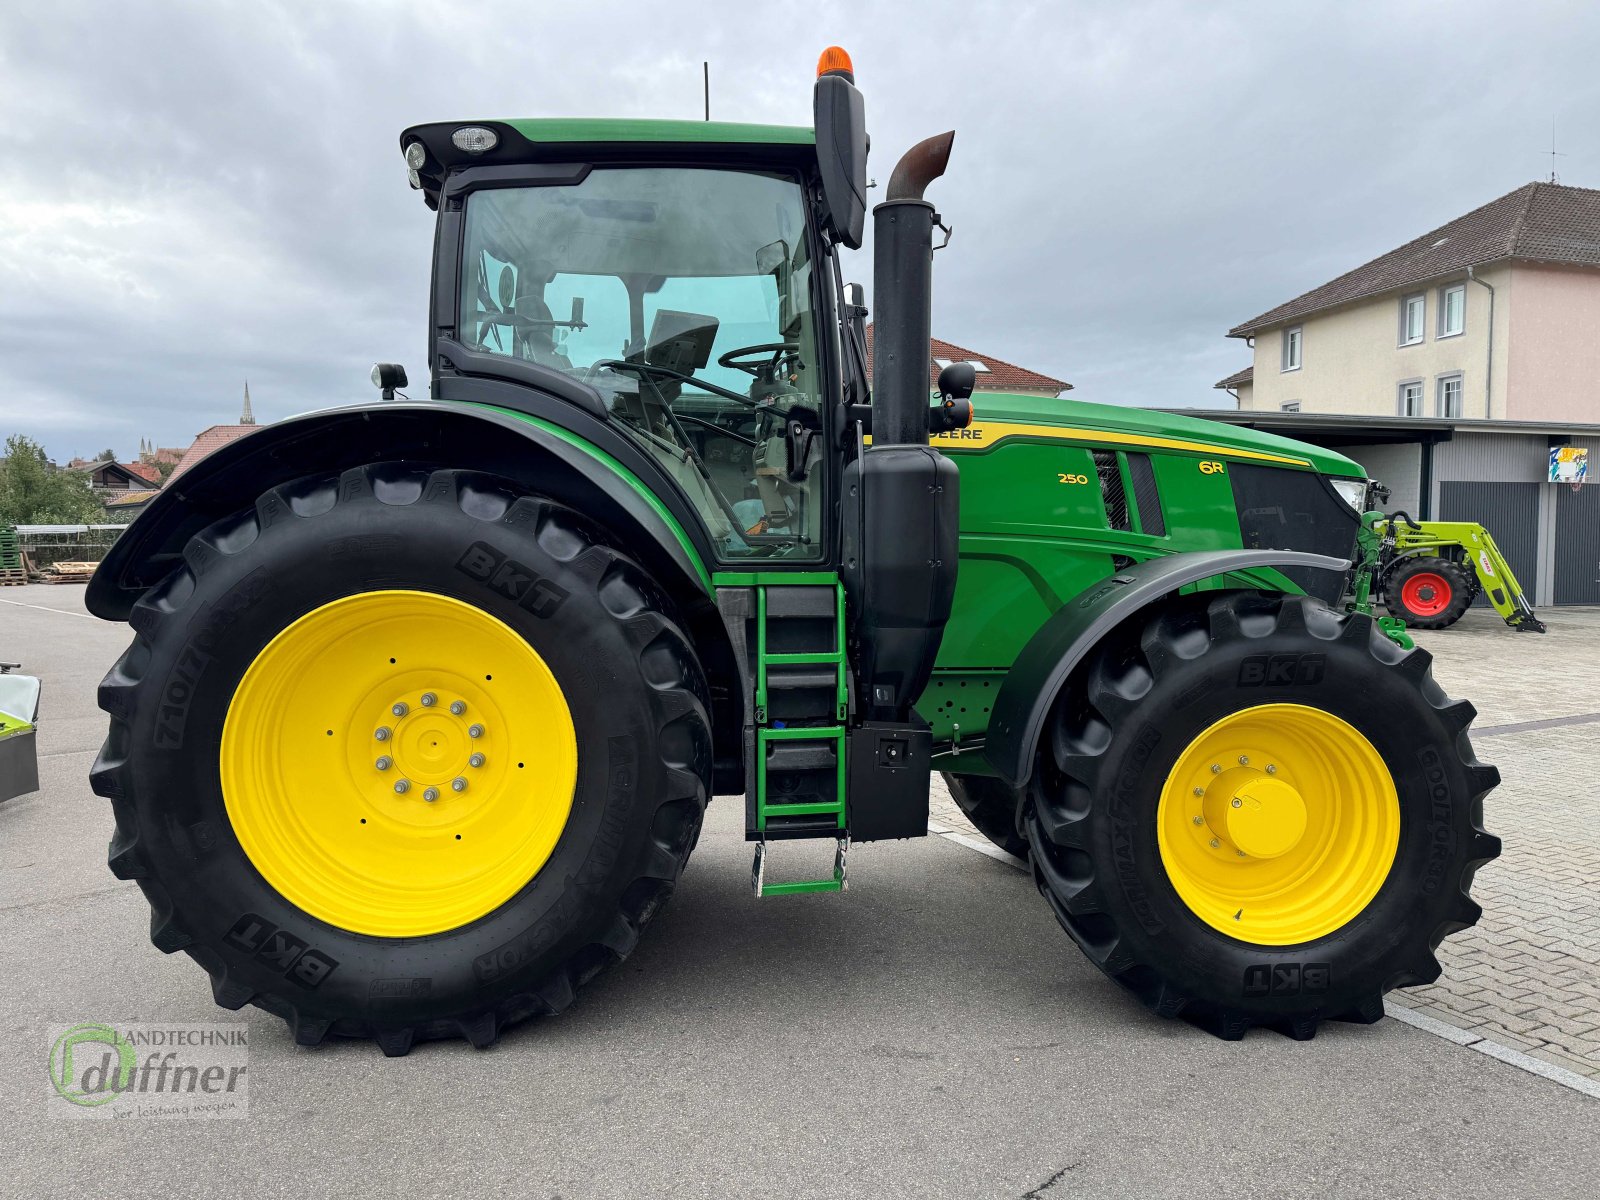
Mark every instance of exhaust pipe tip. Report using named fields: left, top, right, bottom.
left=884, top=131, right=955, bottom=203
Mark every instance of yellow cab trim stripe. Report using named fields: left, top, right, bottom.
left=918, top=421, right=1311, bottom=466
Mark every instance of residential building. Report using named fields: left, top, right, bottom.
left=1218, top=181, right=1600, bottom=422
left=71, top=459, right=161, bottom=494
left=865, top=326, right=1071, bottom=397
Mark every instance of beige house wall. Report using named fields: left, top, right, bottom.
left=1241, top=264, right=1513, bottom=419
left=1504, top=264, right=1600, bottom=422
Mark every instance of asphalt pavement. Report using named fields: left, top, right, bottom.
left=1, top=585, right=1595, bottom=1200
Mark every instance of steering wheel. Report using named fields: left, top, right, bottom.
left=717, top=342, right=799, bottom=380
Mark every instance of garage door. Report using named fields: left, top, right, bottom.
left=1439, top=481, right=1541, bottom=605
left=1554, top=484, right=1600, bottom=605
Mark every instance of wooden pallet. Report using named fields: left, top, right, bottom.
left=42, top=562, right=95, bottom=585
left=0, top=569, right=28, bottom=587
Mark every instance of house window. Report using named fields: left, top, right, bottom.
left=1436, top=373, right=1464, bottom=418
left=1280, top=401, right=1301, bottom=412
left=1281, top=326, right=1302, bottom=372
left=1400, top=294, right=1426, bottom=346
left=1438, top=284, right=1465, bottom=337
left=1398, top=379, right=1424, bottom=417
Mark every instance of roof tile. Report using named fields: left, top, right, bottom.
left=165, top=425, right=261, bottom=486
left=864, top=325, right=1070, bottom=393
left=1229, top=181, right=1600, bottom=336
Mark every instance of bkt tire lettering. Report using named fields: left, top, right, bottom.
left=1238, top=653, right=1326, bottom=686
left=456, top=541, right=569, bottom=617
left=223, top=913, right=339, bottom=989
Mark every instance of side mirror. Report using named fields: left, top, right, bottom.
left=569, top=296, right=586, bottom=329
left=813, top=71, right=867, bottom=249
left=371, top=362, right=408, bottom=401
left=937, top=362, right=976, bottom=401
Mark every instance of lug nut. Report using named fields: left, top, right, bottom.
left=451, top=777, right=467, bottom=792
left=1231, top=798, right=1242, bottom=808
left=392, top=701, right=409, bottom=717
left=468, top=724, right=484, bottom=739
left=1192, top=816, right=1204, bottom=826
left=375, top=756, right=392, bottom=771
left=1237, top=850, right=1248, bottom=858
left=469, top=753, right=485, bottom=768
left=375, top=726, right=391, bottom=742
left=420, top=692, right=437, bottom=707
left=450, top=701, right=466, bottom=716
left=1209, top=838, right=1220, bottom=848
left=1238, top=755, right=1249, bottom=765
left=393, top=779, right=410, bottom=795
left=1210, top=763, right=1222, bottom=774
left=1192, top=786, right=1204, bottom=797
left=422, top=786, right=440, bottom=802
left=1266, top=764, right=1277, bottom=775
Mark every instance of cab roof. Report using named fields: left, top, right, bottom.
left=500, top=118, right=814, bottom=146
left=399, top=118, right=817, bottom=209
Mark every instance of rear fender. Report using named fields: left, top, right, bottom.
left=88, top=402, right=713, bottom=619
left=87, top=402, right=743, bottom=787
left=984, top=549, right=1350, bottom=787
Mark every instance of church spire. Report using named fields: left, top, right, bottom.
left=241, top=380, right=256, bottom=426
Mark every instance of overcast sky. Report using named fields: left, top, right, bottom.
left=3, top=0, right=1597, bottom=460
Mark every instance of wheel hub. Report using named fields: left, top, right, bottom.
left=1223, top=776, right=1307, bottom=859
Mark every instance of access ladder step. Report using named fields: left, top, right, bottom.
left=751, top=837, right=848, bottom=897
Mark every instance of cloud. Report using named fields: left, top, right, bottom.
left=3, top=0, right=1597, bottom=459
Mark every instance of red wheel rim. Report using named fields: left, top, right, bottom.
left=1400, top=572, right=1452, bottom=617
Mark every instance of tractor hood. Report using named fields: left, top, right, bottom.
left=939, top=393, right=1364, bottom=477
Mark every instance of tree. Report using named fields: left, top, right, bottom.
left=0, top=435, right=106, bottom=526
left=95, top=448, right=117, bottom=463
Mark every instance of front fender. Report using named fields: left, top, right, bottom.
left=88, top=401, right=713, bottom=622
left=983, top=549, right=1350, bottom=787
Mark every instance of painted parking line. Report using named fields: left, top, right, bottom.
left=0, top=597, right=102, bottom=621
left=1473, top=711, right=1600, bottom=737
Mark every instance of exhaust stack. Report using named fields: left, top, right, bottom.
left=843, top=130, right=960, bottom=724
left=871, top=132, right=954, bottom=446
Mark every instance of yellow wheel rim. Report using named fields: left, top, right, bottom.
left=1156, top=703, right=1399, bottom=945
left=221, top=590, right=577, bottom=937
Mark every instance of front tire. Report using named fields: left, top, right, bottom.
left=1385, top=556, right=1473, bottom=629
left=1023, top=591, right=1499, bottom=1040
left=92, top=465, right=712, bottom=1054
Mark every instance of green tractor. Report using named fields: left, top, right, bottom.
left=88, top=50, right=1498, bottom=1053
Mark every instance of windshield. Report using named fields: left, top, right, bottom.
left=459, top=167, right=827, bottom=561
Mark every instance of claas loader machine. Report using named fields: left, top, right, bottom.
left=87, top=50, right=1498, bottom=1054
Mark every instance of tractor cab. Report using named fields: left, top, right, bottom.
left=399, top=108, right=869, bottom=565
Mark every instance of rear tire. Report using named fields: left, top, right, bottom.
left=1023, top=591, right=1499, bottom=1041
left=1385, top=556, right=1473, bottom=629
left=941, top=773, right=1029, bottom=859
left=92, top=465, right=712, bottom=1054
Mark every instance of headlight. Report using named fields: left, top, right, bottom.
left=451, top=126, right=499, bottom=154
left=1330, top=478, right=1368, bottom=510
